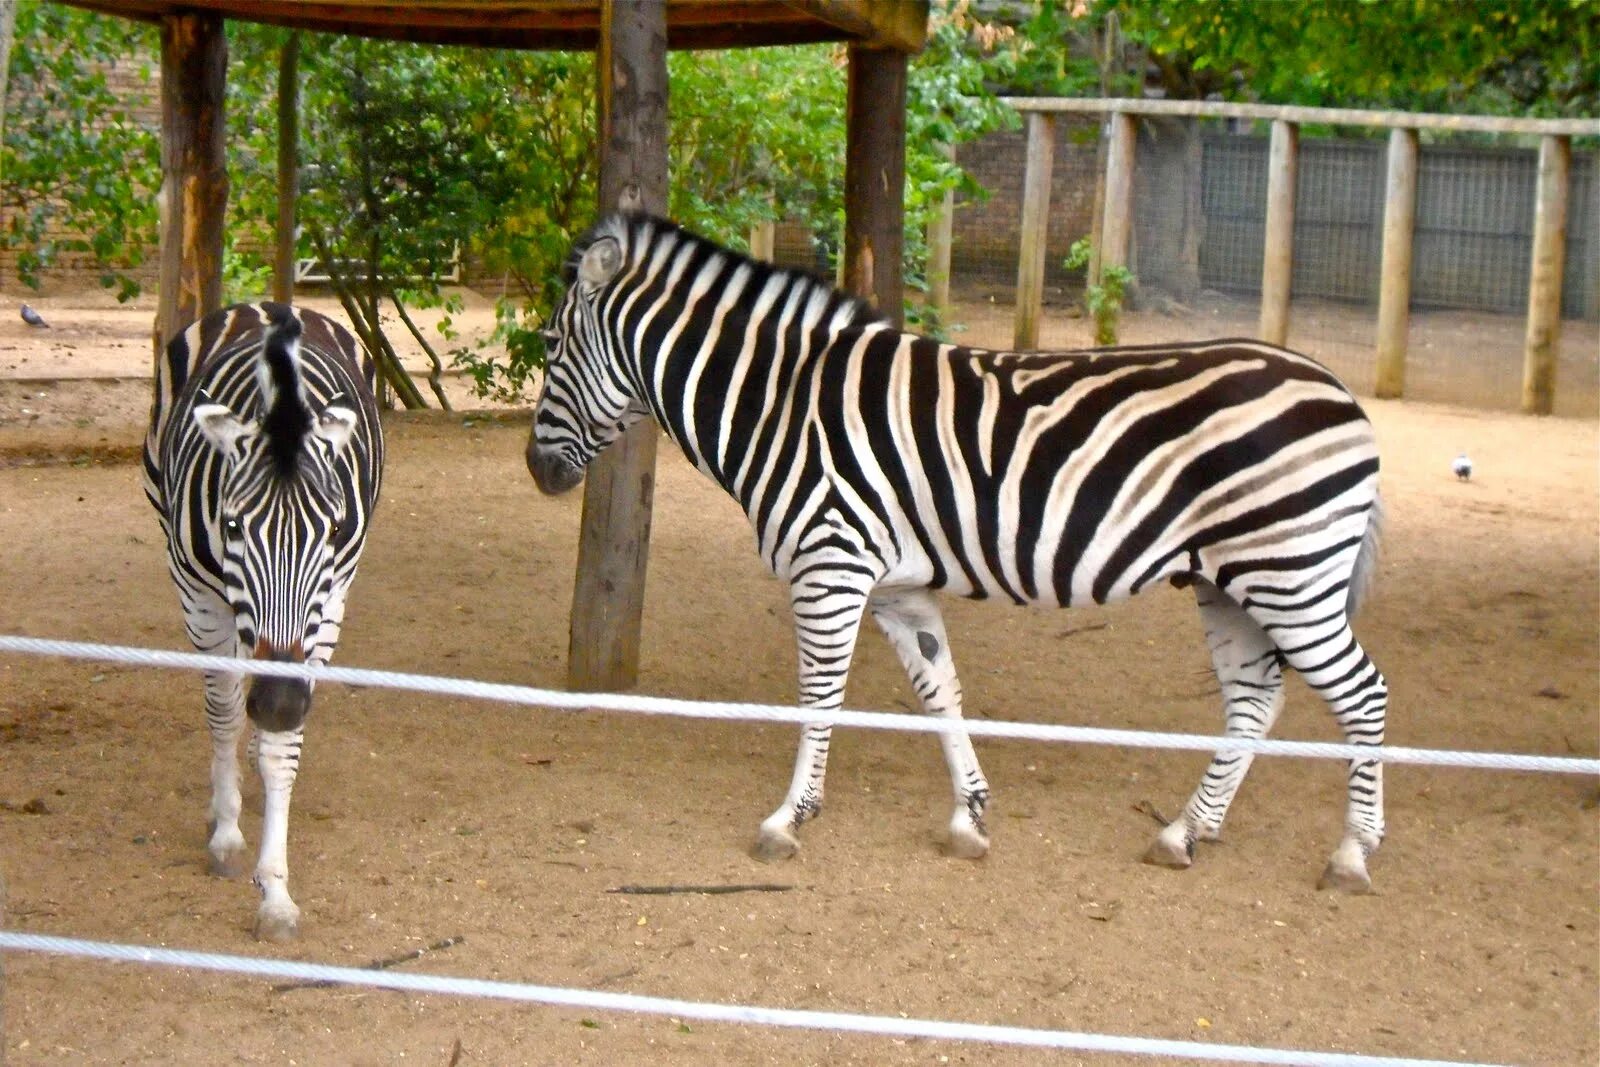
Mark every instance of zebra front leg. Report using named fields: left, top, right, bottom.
left=250, top=725, right=305, bottom=941
left=869, top=587, right=990, bottom=859
left=753, top=565, right=872, bottom=862
left=202, top=668, right=249, bottom=878
left=1146, top=581, right=1284, bottom=870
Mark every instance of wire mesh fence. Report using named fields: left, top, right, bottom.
left=929, top=110, right=1598, bottom=418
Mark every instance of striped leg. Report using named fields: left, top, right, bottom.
left=202, top=667, right=250, bottom=878
left=869, top=587, right=990, bottom=859
left=251, top=725, right=304, bottom=941
left=754, top=539, right=876, bottom=861
left=1242, top=580, right=1387, bottom=892
left=1146, top=580, right=1284, bottom=869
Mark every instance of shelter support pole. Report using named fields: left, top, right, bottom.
left=1374, top=128, right=1417, bottom=399
left=1013, top=112, right=1054, bottom=350
left=1522, top=134, right=1570, bottom=416
left=155, top=11, right=227, bottom=355
left=843, top=44, right=907, bottom=328
left=1098, top=111, right=1136, bottom=279
left=567, top=0, right=669, bottom=692
left=1258, top=119, right=1298, bottom=346
left=272, top=31, right=300, bottom=304
left=926, top=141, right=955, bottom=321
left=748, top=192, right=776, bottom=261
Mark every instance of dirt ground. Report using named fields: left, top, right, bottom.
left=0, top=290, right=1596, bottom=1066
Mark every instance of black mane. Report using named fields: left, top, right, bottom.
left=258, top=306, right=310, bottom=478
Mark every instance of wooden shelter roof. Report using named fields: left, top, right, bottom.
left=62, top=0, right=930, bottom=52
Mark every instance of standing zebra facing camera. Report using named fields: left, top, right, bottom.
left=527, top=214, right=1389, bottom=893
left=144, top=302, right=383, bottom=940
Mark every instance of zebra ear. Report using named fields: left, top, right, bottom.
left=313, top=405, right=359, bottom=455
left=578, top=236, right=622, bottom=289
left=193, top=403, right=255, bottom=457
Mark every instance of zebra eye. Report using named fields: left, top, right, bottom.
left=223, top=517, right=241, bottom=536
left=541, top=329, right=560, bottom=347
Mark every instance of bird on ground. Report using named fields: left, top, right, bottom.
left=19, top=303, right=49, bottom=328
left=1452, top=452, right=1473, bottom=481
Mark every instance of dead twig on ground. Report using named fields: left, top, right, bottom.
left=606, top=884, right=795, bottom=896
left=273, top=934, right=465, bottom=993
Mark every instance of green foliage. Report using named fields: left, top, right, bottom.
left=1, top=5, right=159, bottom=298
left=1064, top=237, right=1134, bottom=346
left=1108, top=0, right=1599, bottom=116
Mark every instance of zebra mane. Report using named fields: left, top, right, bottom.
left=256, top=305, right=311, bottom=478
left=571, top=213, right=885, bottom=331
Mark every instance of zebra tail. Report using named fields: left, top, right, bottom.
left=1347, top=490, right=1383, bottom=620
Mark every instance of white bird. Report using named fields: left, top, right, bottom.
left=19, top=303, right=49, bottom=328
left=1452, top=452, right=1473, bottom=481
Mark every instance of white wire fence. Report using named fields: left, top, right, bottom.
left=2, top=631, right=1596, bottom=1066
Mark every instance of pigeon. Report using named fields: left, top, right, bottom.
left=19, top=303, right=49, bottom=328
left=1452, top=452, right=1473, bottom=481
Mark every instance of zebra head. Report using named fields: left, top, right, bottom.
left=527, top=217, right=651, bottom=495
left=191, top=317, right=360, bottom=732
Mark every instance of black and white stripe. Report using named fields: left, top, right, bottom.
left=528, top=214, right=1387, bottom=892
left=144, top=301, right=383, bottom=939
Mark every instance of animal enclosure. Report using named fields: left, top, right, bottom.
left=0, top=318, right=1596, bottom=1062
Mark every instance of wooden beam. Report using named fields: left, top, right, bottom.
left=843, top=44, right=907, bottom=328
left=925, top=140, right=954, bottom=320
left=1013, top=112, right=1054, bottom=350
left=1099, top=111, right=1135, bottom=275
left=1005, top=95, right=1599, bottom=137
left=1374, top=128, right=1417, bottom=399
left=1522, top=135, right=1571, bottom=416
left=567, top=0, right=669, bottom=692
left=781, top=0, right=928, bottom=52
left=155, top=11, right=228, bottom=355
left=1258, top=119, right=1297, bottom=346
left=272, top=30, right=300, bottom=304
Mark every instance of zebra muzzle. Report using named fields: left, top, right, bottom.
left=526, top=442, right=585, bottom=495
left=247, top=648, right=311, bottom=733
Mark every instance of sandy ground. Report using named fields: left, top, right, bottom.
left=0, top=290, right=1596, bottom=1066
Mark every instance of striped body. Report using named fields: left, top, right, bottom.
left=144, top=301, right=383, bottom=940
left=530, top=215, right=1387, bottom=890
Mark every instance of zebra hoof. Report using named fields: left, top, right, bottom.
left=945, top=817, right=989, bottom=860
left=208, top=847, right=250, bottom=879
left=1317, top=838, right=1374, bottom=894
left=752, top=824, right=800, bottom=863
left=253, top=903, right=301, bottom=943
left=1142, top=824, right=1195, bottom=869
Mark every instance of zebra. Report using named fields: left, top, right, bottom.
left=526, top=214, right=1387, bottom=893
left=143, top=301, right=384, bottom=939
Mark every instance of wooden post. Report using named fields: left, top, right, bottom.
left=1522, top=134, right=1571, bottom=416
left=1013, top=112, right=1055, bottom=350
left=926, top=141, right=955, bottom=321
left=1099, top=111, right=1136, bottom=276
left=748, top=193, right=775, bottom=261
left=843, top=44, right=907, bottom=328
left=1258, top=119, right=1298, bottom=345
left=567, top=0, right=668, bottom=692
left=272, top=30, right=300, bottom=304
left=1374, top=127, right=1418, bottom=399
left=155, top=12, right=228, bottom=355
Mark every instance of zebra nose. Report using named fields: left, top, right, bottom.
left=526, top=440, right=584, bottom=495
left=247, top=644, right=311, bottom=733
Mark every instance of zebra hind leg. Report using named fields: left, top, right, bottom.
left=1146, top=580, right=1284, bottom=870
left=202, top=668, right=250, bottom=878
left=1243, top=590, right=1386, bottom=893
left=868, top=587, right=990, bottom=859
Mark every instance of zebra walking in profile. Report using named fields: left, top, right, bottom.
left=144, top=302, right=383, bottom=939
left=527, top=215, right=1387, bottom=893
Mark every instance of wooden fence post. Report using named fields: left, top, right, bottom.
left=843, top=44, right=907, bottom=328
left=926, top=141, right=955, bottom=321
left=1522, top=134, right=1571, bottom=416
left=1258, top=119, right=1298, bottom=346
left=272, top=31, right=300, bottom=304
left=1374, top=127, right=1418, bottom=399
left=1098, top=111, right=1136, bottom=276
left=1013, top=111, right=1055, bottom=350
left=567, top=0, right=668, bottom=691
left=155, top=12, right=228, bottom=355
